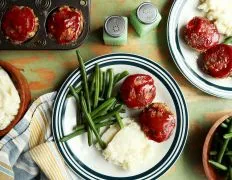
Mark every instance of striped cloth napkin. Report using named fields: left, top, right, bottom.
left=0, top=92, right=80, bottom=180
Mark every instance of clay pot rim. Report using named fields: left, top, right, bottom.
left=202, top=112, right=232, bottom=180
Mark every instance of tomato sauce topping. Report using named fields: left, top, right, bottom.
left=120, top=74, right=156, bottom=109
left=201, top=44, right=232, bottom=78
left=139, top=103, right=176, bottom=143
left=184, top=17, right=220, bottom=52
left=47, top=6, right=83, bottom=45
left=1, top=6, right=38, bottom=44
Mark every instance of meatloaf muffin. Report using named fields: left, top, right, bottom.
left=47, top=6, right=84, bottom=45
left=1, top=6, right=39, bottom=44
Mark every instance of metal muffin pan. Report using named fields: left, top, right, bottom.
left=0, top=0, right=90, bottom=50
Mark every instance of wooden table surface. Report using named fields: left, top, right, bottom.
left=1, top=0, right=232, bottom=179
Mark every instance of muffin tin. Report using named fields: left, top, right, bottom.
left=0, top=0, right=90, bottom=50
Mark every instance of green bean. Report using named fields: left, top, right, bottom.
left=61, top=120, right=116, bottom=142
left=67, top=85, right=82, bottom=98
left=113, top=73, right=121, bottom=85
left=224, top=132, right=232, bottom=139
left=90, top=119, right=118, bottom=145
left=88, top=70, right=94, bottom=83
left=119, top=71, right=129, bottom=79
left=87, top=116, right=93, bottom=146
left=82, top=92, right=93, bottom=146
left=217, top=141, right=229, bottom=163
left=210, top=151, right=217, bottom=156
left=112, top=100, right=118, bottom=107
left=74, top=124, right=85, bottom=131
left=96, top=127, right=100, bottom=133
left=60, top=129, right=85, bottom=142
left=81, top=92, right=87, bottom=110
left=90, top=97, right=116, bottom=118
left=76, top=50, right=91, bottom=113
left=106, top=69, right=114, bottom=99
left=98, top=97, right=105, bottom=101
left=87, top=129, right=93, bottom=146
left=96, top=120, right=116, bottom=128
left=93, top=102, right=116, bottom=119
left=70, top=86, right=82, bottom=125
left=217, top=121, right=232, bottom=163
left=89, top=82, right=94, bottom=107
left=80, top=94, right=106, bottom=149
left=99, top=70, right=103, bottom=92
left=230, top=166, right=232, bottom=180
left=75, top=120, right=116, bottom=131
left=80, top=92, right=93, bottom=146
left=103, top=70, right=110, bottom=98
left=208, top=160, right=228, bottom=171
left=224, top=37, right=232, bottom=45
left=226, top=118, right=231, bottom=123
left=101, top=71, right=106, bottom=98
left=90, top=75, right=96, bottom=96
left=115, top=112, right=124, bottom=129
left=209, top=149, right=232, bottom=156
left=78, top=111, right=83, bottom=125
left=75, top=85, right=82, bottom=93
left=94, top=64, right=100, bottom=108
left=70, top=86, right=81, bottom=107
left=221, top=123, right=228, bottom=129
left=113, top=71, right=129, bottom=85
left=94, top=104, right=123, bottom=123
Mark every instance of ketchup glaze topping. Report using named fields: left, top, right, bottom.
left=1, top=6, right=38, bottom=44
left=47, top=6, right=83, bottom=45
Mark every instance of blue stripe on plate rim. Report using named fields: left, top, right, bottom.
left=52, top=53, right=188, bottom=180
left=167, top=0, right=232, bottom=99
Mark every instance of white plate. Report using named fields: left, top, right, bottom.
left=52, top=53, right=188, bottom=180
left=167, top=0, right=232, bottom=99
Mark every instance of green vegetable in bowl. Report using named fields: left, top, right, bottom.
left=208, top=117, right=232, bottom=178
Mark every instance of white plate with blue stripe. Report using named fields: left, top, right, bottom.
left=167, top=0, right=232, bottom=99
left=52, top=53, right=188, bottom=180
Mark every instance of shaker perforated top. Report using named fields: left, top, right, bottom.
left=104, top=16, right=126, bottom=37
left=136, top=2, right=158, bottom=24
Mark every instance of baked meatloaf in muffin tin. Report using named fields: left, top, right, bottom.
left=0, top=0, right=90, bottom=50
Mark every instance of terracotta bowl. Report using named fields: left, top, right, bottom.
left=0, top=61, right=31, bottom=137
left=202, top=113, right=232, bottom=180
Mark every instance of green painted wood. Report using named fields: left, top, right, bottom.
left=0, top=1, right=230, bottom=179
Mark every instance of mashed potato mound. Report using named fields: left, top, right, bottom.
left=0, top=67, right=20, bottom=130
left=102, top=119, right=154, bottom=170
left=198, top=0, right=232, bottom=36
